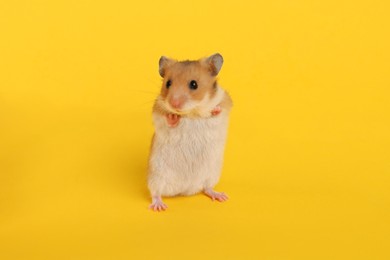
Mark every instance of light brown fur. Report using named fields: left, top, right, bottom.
left=154, top=55, right=231, bottom=117
left=219, top=90, right=233, bottom=111
left=160, top=59, right=218, bottom=102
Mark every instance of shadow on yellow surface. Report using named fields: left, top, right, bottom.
left=0, top=0, right=389, bottom=259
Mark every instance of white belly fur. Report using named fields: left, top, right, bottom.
left=148, top=102, right=230, bottom=197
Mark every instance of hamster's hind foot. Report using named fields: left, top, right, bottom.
left=149, top=196, right=168, bottom=211
left=204, top=188, right=229, bottom=202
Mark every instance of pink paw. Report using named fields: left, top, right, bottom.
left=211, top=106, right=222, bottom=116
left=204, top=189, right=229, bottom=202
left=166, top=113, right=181, bottom=127
left=149, top=197, right=168, bottom=211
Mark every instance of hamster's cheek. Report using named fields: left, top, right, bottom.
left=181, top=100, right=199, bottom=112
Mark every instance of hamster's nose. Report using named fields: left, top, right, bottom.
left=169, top=98, right=183, bottom=109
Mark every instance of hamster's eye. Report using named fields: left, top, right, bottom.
left=166, top=80, right=172, bottom=89
left=189, top=80, right=198, bottom=90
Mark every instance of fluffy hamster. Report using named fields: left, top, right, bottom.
left=148, top=53, right=233, bottom=211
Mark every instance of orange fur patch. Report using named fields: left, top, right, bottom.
left=160, top=59, right=217, bottom=102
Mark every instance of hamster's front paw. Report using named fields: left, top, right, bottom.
left=211, top=105, right=222, bottom=116
left=166, top=113, right=181, bottom=127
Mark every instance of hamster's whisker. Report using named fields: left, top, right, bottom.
left=129, top=89, right=159, bottom=95
left=134, top=99, right=156, bottom=107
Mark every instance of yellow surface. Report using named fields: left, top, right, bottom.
left=1, top=0, right=389, bottom=259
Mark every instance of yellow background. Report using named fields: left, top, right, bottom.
left=1, top=0, right=389, bottom=259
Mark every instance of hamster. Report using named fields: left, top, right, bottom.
left=148, top=53, right=233, bottom=211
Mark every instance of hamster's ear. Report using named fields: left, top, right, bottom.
left=205, top=53, right=224, bottom=76
left=159, top=56, right=175, bottom=77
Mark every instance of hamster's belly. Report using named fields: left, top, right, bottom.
left=148, top=114, right=229, bottom=196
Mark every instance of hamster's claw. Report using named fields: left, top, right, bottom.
left=150, top=196, right=168, bottom=211
left=204, top=188, right=229, bottom=202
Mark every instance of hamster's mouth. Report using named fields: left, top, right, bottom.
left=164, top=102, right=193, bottom=116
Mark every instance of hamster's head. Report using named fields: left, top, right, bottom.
left=158, top=53, right=223, bottom=115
